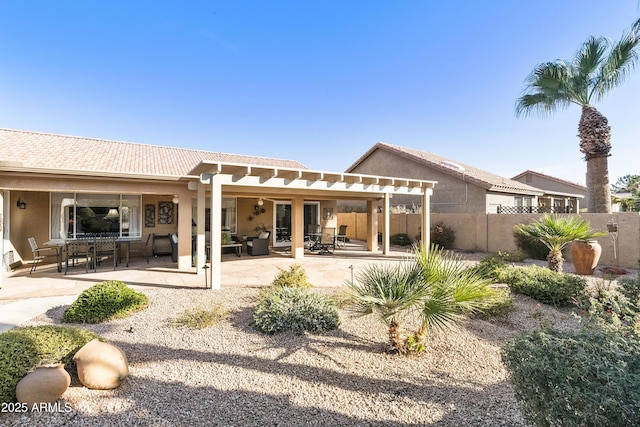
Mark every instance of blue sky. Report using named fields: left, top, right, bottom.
left=1, top=1, right=639, bottom=186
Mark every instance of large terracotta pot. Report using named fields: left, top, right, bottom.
left=16, top=364, right=71, bottom=406
left=570, top=240, right=602, bottom=275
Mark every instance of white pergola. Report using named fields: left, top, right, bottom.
left=188, top=161, right=437, bottom=289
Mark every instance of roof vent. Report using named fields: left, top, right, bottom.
left=441, top=161, right=465, bottom=172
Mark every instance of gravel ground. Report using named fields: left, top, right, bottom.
left=1, top=275, right=586, bottom=427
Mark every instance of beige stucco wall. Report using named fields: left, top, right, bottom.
left=350, top=148, right=511, bottom=214
left=337, top=211, right=640, bottom=269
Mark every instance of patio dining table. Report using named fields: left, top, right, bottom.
left=43, top=236, right=142, bottom=272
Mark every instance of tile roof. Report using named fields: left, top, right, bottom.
left=346, top=142, right=544, bottom=196
left=511, top=169, right=587, bottom=190
left=0, top=128, right=306, bottom=178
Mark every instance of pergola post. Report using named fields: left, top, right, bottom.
left=291, top=196, right=304, bottom=259
left=196, top=182, right=206, bottom=275
left=208, top=175, right=222, bottom=289
left=366, top=199, right=378, bottom=252
left=382, top=193, right=390, bottom=255
left=421, top=188, right=432, bottom=249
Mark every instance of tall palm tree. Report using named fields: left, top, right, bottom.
left=516, top=20, right=640, bottom=213
left=514, top=214, right=605, bottom=272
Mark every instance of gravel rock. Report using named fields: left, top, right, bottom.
left=2, top=283, right=582, bottom=426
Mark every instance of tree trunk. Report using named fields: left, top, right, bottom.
left=547, top=249, right=564, bottom=273
left=579, top=105, right=611, bottom=213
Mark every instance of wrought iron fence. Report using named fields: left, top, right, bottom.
left=497, top=206, right=575, bottom=214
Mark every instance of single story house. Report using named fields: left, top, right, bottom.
left=511, top=170, right=586, bottom=213
left=345, top=142, right=546, bottom=214
left=0, top=129, right=436, bottom=288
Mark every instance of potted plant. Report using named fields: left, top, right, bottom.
left=514, top=214, right=606, bottom=274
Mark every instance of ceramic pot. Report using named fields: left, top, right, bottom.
left=571, top=240, right=602, bottom=275
left=16, top=364, right=70, bottom=406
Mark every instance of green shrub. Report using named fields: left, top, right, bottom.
left=501, top=265, right=587, bottom=306
left=618, top=260, right=640, bottom=304
left=431, top=221, right=455, bottom=248
left=468, top=256, right=509, bottom=282
left=474, top=287, right=514, bottom=319
left=0, top=325, right=101, bottom=403
left=271, top=264, right=312, bottom=288
left=253, top=287, right=340, bottom=334
left=172, top=304, right=231, bottom=329
left=502, top=328, right=640, bottom=426
left=575, top=280, right=640, bottom=334
left=63, top=280, right=149, bottom=323
left=514, top=231, right=549, bottom=260
left=390, top=233, right=412, bottom=246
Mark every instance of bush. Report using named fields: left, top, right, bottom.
left=431, top=222, right=455, bottom=248
left=390, top=233, right=412, bottom=246
left=271, top=264, right=312, bottom=288
left=0, top=325, right=101, bottom=403
left=501, top=265, right=587, bottom=306
left=253, top=287, right=340, bottom=334
left=618, top=260, right=640, bottom=304
left=514, top=231, right=549, bottom=260
left=468, top=256, right=509, bottom=282
left=172, top=304, right=231, bottom=329
left=474, top=287, right=514, bottom=319
left=63, top=280, right=149, bottom=323
left=502, top=328, right=640, bottom=426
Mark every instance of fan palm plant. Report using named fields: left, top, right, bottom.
left=345, top=244, right=495, bottom=354
left=514, top=214, right=605, bottom=272
left=515, top=19, right=640, bottom=213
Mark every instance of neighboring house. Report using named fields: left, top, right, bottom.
left=345, top=142, right=545, bottom=214
left=511, top=170, right=586, bottom=213
left=0, top=129, right=436, bottom=288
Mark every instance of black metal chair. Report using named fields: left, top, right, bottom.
left=93, top=235, right=117, bottom=271
left=336, top=225, right=348, bottom=249
left=318, top=227, right=336, bottom=255
left=64, top=239, right=92, bottom=275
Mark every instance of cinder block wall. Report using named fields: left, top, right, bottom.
left=337, top=212, right=640, bottom=269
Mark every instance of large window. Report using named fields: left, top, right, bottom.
left=50, top=193, right=142, bottom=239
left=193, top=198, right=237, bottom=234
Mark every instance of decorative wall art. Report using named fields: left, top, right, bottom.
left=158, top=201, right=174, bottom=224
left=145, top=204, right=155, bottom=227
left=323, top=207, right=334, bottom=220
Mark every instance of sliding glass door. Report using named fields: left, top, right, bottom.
left=273, top=202, right=319, bottom=247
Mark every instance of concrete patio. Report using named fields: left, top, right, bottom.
left=0, top=240, right=412, bottom=332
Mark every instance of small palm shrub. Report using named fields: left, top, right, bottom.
left=474, top=287, right=515, bottom=319
left=172, top=304, right=231, bottom=329
left=514, top=214, right=605, bottom=272
left=271, top=264, right=312, bottom=288
left=0, top=325, right=101, bottom=403
left=431, top=221, right=455, bottom=249
left=63, top=280, right=149, bottom=323
left=346, top=244, right=496, bottom=354
left=500, top=265, right=587, bottom=306
left=253, top=287, right=340, bottom=334
left=468, top=255, right=509, bottom=282
left=502, top=328, right=640, bottom=426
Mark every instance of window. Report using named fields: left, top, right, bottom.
left=193, top=198, right=237, bottom=234
left=50, top=193, right=141, bottom=239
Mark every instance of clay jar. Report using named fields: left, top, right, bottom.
left=16, top=364, right=71, bottom=406
left=571, top=240, right=602, bottom=275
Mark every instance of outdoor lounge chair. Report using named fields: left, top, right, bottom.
left=247, top=231, right=270, bottom=256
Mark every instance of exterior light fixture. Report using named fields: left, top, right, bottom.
left=257, top=198, right=264, bottom=206
left=172, top=195, right=179, bottom=204
left=16, top=199, right=26, bottom=209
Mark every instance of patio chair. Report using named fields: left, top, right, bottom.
left=93, top=235, right=117, bottom=271
left=336, top=225, right=348, bottom=249
left=318, top=227, right=336, bottom=255
left=305, top=224, right=321, bottom=251
left=247, top=231, right=270, bottom=256
left=27, top=237, right=55, bottom=274
left=64, top=239, right=92, bottom=275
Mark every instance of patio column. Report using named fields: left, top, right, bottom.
left=196, top=182, right=206, bottom=275
left=421, top=189, right=432, bottom=249
left=208, top=174, right=222, bottom=290
left=0, top=191, right=4, bottom=287
left=177, top=191, right=192, bottom=270
left=382, top=193, right=390, bottom=255
left=366, top=199, right=378, bottom=252
left=291, top=196, right=304, bottom=259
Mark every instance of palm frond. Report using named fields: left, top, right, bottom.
left=595, top=30, right=640, bottom=99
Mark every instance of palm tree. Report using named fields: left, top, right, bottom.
left=514, top=214, right=605, bottom=272
left=345, top=244, right=495, bottom=354
left=515, top=20, right=640, bottom=213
